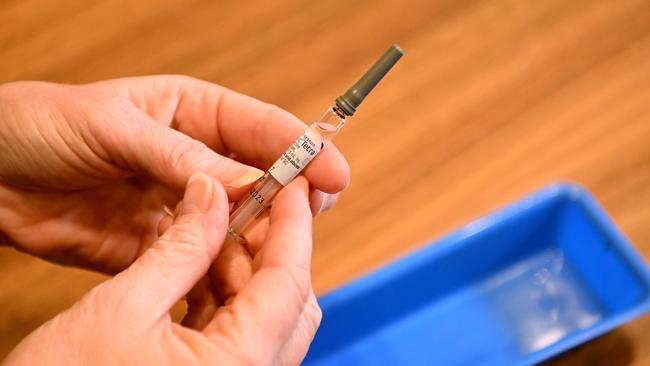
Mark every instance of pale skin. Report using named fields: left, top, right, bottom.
left=0, top=75, right=350, bottom=365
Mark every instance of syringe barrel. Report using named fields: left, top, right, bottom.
left=227, top=107, right=346, bottom=237
left=228, top=172, right=283, bottom=235
left=227, top=45, right=403, bottom=239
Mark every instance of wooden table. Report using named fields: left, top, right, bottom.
left=1, top=0, right=649, bottom=364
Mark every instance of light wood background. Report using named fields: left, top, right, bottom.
left=1, top=0, right=650, bottom=364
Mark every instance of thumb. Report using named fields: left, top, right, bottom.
left=95, top=105, right=263, bottom=194
left=109, top=173, right=229, bottom=321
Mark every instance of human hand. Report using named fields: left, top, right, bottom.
left=0, top=76, right=349, bottom=273
left=4, top=173, right=321, bottom=365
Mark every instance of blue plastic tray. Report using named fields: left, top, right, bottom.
left=304, top=183, right=650, bottom=366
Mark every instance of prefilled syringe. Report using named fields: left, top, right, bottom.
left=228, top=44, right=403, bottom=241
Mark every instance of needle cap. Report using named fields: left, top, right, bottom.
left=335, top=44, right=404, bottom=116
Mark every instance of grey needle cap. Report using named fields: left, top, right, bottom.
left=335, top=44, right=404, bottom=116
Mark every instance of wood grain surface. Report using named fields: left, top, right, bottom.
left=1, top=0, right=649, bottom=364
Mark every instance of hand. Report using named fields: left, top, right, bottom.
left=4, top=174, right=321, bottom=365
left=0, top=76, right=349, bottom=273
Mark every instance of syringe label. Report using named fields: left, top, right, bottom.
left=269, top=126, right=323, bottom=186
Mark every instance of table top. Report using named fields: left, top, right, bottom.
left=1, top=0, right=649, bottom=364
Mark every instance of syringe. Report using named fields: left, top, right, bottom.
left=228, top=44, right=404, bottom=241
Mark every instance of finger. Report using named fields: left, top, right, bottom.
left=275, top=291, right=322, bottom=366
left=209, top=235, right=253, bottom=304
left=309, top=189, right=325, bottom=217
left=182, top=276, right=220, bottom=330
left=209, top=205, right=271, bottom=305
left=157, top=215, right=174, bottom=236
left=308, top=190, right=340, bottom=216
left=242, top=212, right=270, bottom=257
left=258, top=176, right=312, bottom=272
left=198, top=87, right=350, bottom=194
left=110, top=173, right=229, bottom=320
left=90, top=100, right=264, bottom=195
left=157, top=203, right=178, bottom=236
left=93, top=76, right=350, bottom=193
left=204, top=177, right=313, bottom=360
left=320, top=192, right=340, bottom=213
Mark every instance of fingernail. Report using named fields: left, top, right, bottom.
left=162, top=205, right=175, bottom=218
left=318, top=197, right=328, bottom=214
left=226, top=167, right=264, bottom=188
left=320, top=194, right=336, bottom=213
left=183, top=174, right=213, bottom=213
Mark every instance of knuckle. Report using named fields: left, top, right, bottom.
left=262, top=103, right=300, bottom=125
left=275, top=266, right=312, bottom=305
left=166, top=138, right=207, bottom=172
left=76, top=281, right=125, bottom=323
left=158, top=219, right=207, bottom=254
left=306, top=297, right=323, bottom=333
left=206, top=311, right=265, bottom=366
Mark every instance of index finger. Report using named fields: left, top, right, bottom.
left=95, top=75, right=350, bottom=194
left=204, top=177, right=313, bottom=358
